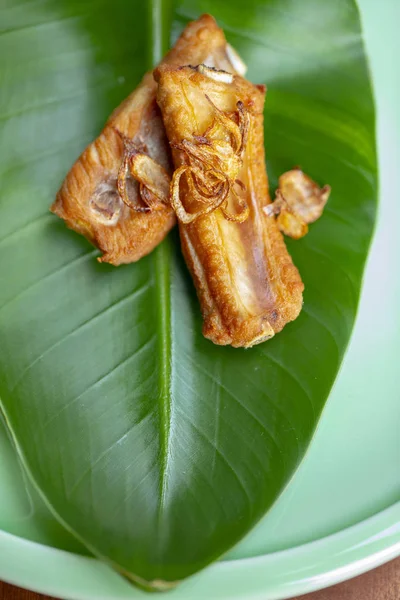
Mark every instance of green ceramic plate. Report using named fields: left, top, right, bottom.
left=0, top=0, right=399, bottom=598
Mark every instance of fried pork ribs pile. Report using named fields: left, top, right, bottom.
left=51, top=15, right=330, bottom=348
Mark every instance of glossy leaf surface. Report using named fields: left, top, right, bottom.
left=0, top=0, right=376, bottom=589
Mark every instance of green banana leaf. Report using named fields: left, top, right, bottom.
left=0, top=0, right=376, bottom=591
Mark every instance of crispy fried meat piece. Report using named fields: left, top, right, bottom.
left=156, top=65, right=304, bottom=347
left=51, top=15, right=244, bottom=265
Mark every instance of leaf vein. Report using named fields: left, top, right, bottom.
left=9, top=281, right=151, bottom=394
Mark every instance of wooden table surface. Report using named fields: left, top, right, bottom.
left=0, top=556, right=399, bottom=600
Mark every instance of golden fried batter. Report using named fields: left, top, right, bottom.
left=51, top=15, right=244, bottom=265
left=156, top=65, right=304, bottom=347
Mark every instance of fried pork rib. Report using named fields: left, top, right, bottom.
left=51, top=15, right=245, bottom=265
left=156, top=65, right=304, bottom=347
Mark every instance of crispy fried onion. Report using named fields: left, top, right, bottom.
left=115, top=129, right=170, bottom=213
left=264, top=169, right=331, bottom=239
left=265, top=190, right=308, bottom=240
left=170, top=95, right=251, bottom=224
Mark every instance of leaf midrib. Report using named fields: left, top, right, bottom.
left=149, top=0, right=173, bottom=524
left=154, top=243, right=173, bottom=518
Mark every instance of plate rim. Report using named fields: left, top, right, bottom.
left=1, top=501, right=399, bottom=600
